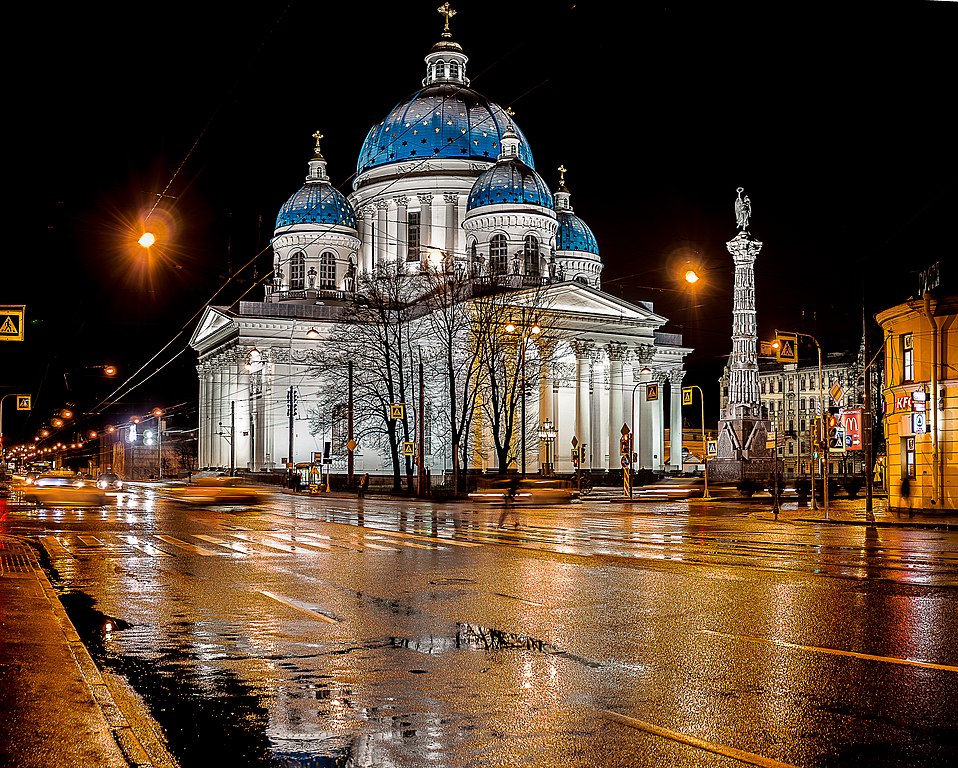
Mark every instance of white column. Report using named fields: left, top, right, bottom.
left=212, top=364, right=225, bottom=468
left=651, top=371, right=667, bottom=471
left=418, top=193, right=434, bottom=252
left=669, top=368, right=685, bottom=473
left=571, top=340, right=594, bottom=468
left=607, top=343, right=625, bottom=470
left=444, top=193, right=458, bottom=257
left=396, top=195, right=408, bottom=263
left=376, top=200, right=389, bottom=268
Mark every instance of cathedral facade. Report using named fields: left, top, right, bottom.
left=189, top=8, right=689, bottom=485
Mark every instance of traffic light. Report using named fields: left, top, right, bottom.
left=572, top=450, right=579, bottom=468
left=826, top=412, right=845, bottom=452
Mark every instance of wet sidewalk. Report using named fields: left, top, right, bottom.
left=0, top=534, right=176, bottom=768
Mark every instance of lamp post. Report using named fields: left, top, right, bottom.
left=505, top=321, right=541, bottom=475
left=683, top=384, right=712, bottom=499
left=628, top=371, right=652, bottom=498
left=775, top=329, right=828, bottom=517
left=538, top=417, right=557, bottom=476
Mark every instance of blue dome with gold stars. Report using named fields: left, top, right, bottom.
left=557, top=210, right=598, bottom=254
left=357, top=84, right=535, bottom=175
left=467, top=158, right=553, bottom=211
left=276, top=183, right=356, bottom=229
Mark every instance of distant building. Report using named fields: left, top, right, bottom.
left=876, top=291, right=956, bottom=513
left=747, top=345, right=875, bottom=482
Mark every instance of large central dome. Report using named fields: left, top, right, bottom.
left=356, top=83, right=535, bottom=175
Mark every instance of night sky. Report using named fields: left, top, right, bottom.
left=4, top=0, right=955, bottom=446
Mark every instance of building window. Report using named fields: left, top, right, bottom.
left=290, top=252, right=306, bottom=289
left=489, top=234, right=508, bottom=274
left=434, top=60, right=445, bottom=79
left=449, top=61, right=459, bottom=79
left=902, top=333, right=914, bottom=382
left=320, top=252, right=336, bottom=289
left=523, top=235, right=540, bottom=276
left=407, top=211, right=421, bottom=262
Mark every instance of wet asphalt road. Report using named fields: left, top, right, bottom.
left=6, top=488, right=958, bottom=767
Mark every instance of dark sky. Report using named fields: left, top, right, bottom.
left=4, top=0, right=955, bottom=446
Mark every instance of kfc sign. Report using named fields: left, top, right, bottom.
left=895, top=394, right=912, bottom=411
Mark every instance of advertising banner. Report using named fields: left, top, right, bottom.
left=839, top=407, right=862, bottom=450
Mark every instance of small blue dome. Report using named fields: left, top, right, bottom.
left=556, top=210, right=599, bottom=254
left=467, top=160, right=554, bottom=211
left=276, top=182, right=357, bottom=229
left=358, top=84, right=535, bottom=175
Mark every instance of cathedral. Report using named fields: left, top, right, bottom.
left=189, top=5, right=690, bottom=487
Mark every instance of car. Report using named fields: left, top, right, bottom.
left=165, top=476, right=262, bottom=506
left=34, top=471, right=86, bottom=488
left=95, top=472, right=123, bottom=491
left=21, top=473, right=108, bottom=506
left=469, top=478, right=579, bottom=505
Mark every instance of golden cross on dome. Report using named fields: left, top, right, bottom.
left=312, top=130, right=324, bottom=158
left=437, top=3, right=456, bottom=35
left=558, top=164, right=567, bottom=182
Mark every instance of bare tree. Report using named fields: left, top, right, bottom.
left=472, top=282, right=558, bottom=473
left=310, top=261, right=420, bottom=492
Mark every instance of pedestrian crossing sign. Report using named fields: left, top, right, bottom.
left=646, top=383, right=659, bottom=401
left=0, top=305, right=25, bottom=342
left=17, top=395, right=31, bottom=410
left=390, top=403, right=405, bottom=420
left=775, top=332, right=798, bottom=363
left=682, top=387, right=692, bottom=405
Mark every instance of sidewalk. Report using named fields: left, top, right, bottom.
left=0, top=531, right=176, bottom=768
left=1, top=492, right=955, bottom=768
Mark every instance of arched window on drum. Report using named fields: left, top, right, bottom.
left=489, top=234, right=507, bottom=275
left=319, top=252, right=336, bottom=289
left=290, top=252, right=306, bottom=289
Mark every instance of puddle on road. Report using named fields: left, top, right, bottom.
left=54, top=585, right=601, bottom=767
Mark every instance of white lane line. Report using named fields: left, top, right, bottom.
left=155, top=535, right=223, bottom=557
left=259, top=590, right=339, bottom=624
left=702, top=630, right=958, bottom=673
left=78, top=536, right=105, bottom=546
left=259, top=532, right=338, bottom=551
left=603, top=710, right=801, bottom=768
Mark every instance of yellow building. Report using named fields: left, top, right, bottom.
left=876, top=291, right=956, bottom=513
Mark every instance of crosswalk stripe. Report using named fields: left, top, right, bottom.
left=155, top=535, right=222, bottom=556
left=259, top=590, right=339, bottom=624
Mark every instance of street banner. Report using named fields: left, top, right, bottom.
left=839, top=407, right=862, bottom=450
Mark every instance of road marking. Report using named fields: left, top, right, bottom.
left=259, top=590, right=339, bottom=624
left=702, top=630, right=958, bottom=673
left=123, top=535, right=173, bottom=557
left=194, top=534, right=278, bottom=556
left=365, top=534, right=440, bottom=550
left=255, top=532, right=338, bottom=551
left=324, top=521, right=480, bottom=548
left=230, top=532, right=333, bottom=553
left=155, top=535, right=222, bottom=556
left=254, top=533, right=336, bottom=553
left=78, top=536, right=105, bottom=546
left=41, top=535, right=73, bottom=558
left=603, top=710, right=800, bottom=768
left=493, top=592, right=546, bottom=606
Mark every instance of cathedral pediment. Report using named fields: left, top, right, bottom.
left=519, top=282, right=668, bottom=328
left=189, top=306, right=237, bottom=350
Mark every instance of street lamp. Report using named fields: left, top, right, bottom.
left=537, top=417, right=558, bottom=476
left=505, top=321, right=541, bottom=475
